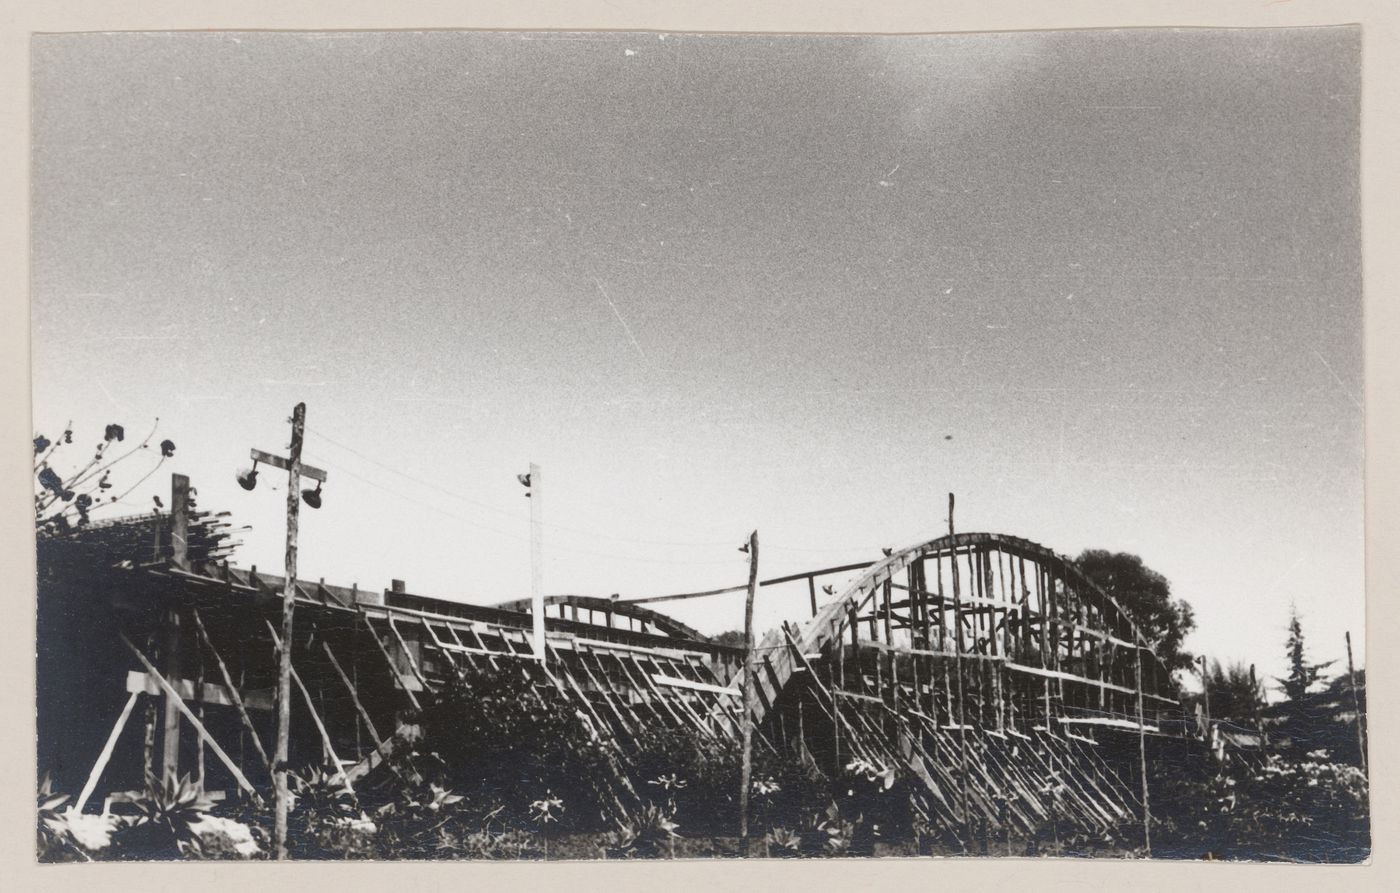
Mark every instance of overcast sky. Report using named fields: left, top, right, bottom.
left=31, top=27, right=1362, bottom=685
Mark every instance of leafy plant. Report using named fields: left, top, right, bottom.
left=35, top=774, right=99, bottom=862
left=111, top=773, right=215, bottom=859
left=604, top=803, right=679, bottom=858
left=290, top=764, right=357, bottom=822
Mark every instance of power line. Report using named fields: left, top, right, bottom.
left=299, top=448, right=746, bottom=568
left=303, top=424, right=741, bottom=550
left=304, top=423, right=901, bottom=557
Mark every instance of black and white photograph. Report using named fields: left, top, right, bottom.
left=29, top=24, right=1368, bottom=864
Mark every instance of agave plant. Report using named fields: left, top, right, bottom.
left=114, top=773, right=216, bottom=859
left=604, top=803, right=679, bottom=859
left=765, top=825, right=804, bottom=857
left=290, top=765, right=356, bottom=823
left=37, top=774, right=79, bottom=860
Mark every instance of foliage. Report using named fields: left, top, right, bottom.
left=290, top=765, right=357, bottom=820
left=710, top=629, right=747, bottom=649
left=33, top=419, right=175, bottom=533
left=1074, top=549, right=1196, bottom=674
left=453, top=827, right=542, bottom=859
left=603, top=803, right=679, bottom=858
left=108, top=773, right=217, bottom=859
left=35, top=774, right=105, bottom=862
left=1152, top=750, right=1369, bottom=862
left=765, top=802, right=861, bottom=857
left=1278, top=608, right=1334, bottom=703
left=409, top=666, right=620, bottom=834
left=1205, top=660, right=1266, bottom=724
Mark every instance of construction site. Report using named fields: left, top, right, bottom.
left=37, top=449, right=1217, bottom=860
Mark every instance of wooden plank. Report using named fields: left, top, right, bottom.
left=345, top=723, right=421, bottom=784
left=650, top=672, right=741, bottom=697
left=126, top=670, right=274, bottom=711
left=620, top=560, right=877, bottom=606
left=249, top=448, right=328, bottom=483
left=1058, top=716, right=1161, bottom=733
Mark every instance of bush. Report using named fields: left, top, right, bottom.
left=1152, top=750, right=1369, bottom=862
left=409, top=667, right=621, bottom=834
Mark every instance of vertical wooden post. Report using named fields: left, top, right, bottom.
left=195, top=632, right=206, bottom=791
left=1199, top=655, right=1211, bottom=732
left=171, top=474, right=191, bottom=571
left=1345, top=631, right=1367, bottom=773
left=160, top=610, right=182, bottom=785
left=529, top=462, right=545, bottom=663
left=141, top=630, right=157, bottom=779
left=273, top=401, right=306, bottom=861
left=1134, top=644, right=1152, bottom=857
left=948, top=494, right=972, bottom=849
left=738, top=530, right=759, bottom=856
left=1249, top=663, right=1266, bottom=751
left=161, top=474, right=192, bottom=786
left=808, top=576, right=818, bottom=617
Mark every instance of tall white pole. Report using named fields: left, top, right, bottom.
left=530, top=462, right=545, bottom=662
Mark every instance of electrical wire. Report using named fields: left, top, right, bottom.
left=299, top=449, right=746, bottom=568
left=304, top=423, right=896, bottom=556
left=304, top=424, right=744, bottom=549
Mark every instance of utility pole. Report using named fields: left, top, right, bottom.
left=1345, top=631, right=1367, bottom=774
left=1199, top=654, right=1211, bottom=728
left=529, top=463, right=545, bottom=662
left=160, top=474, right=192, bottom=785
left=1134, top=644, right=1152, bottom=857
left=244, top=403, right=328, bottom=860
left=737, top=530, right=759, bottom=856
left=948, top=493, right=972, bottom=851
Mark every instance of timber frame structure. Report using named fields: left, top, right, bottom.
left=37, top=475, right=1192, bottom=849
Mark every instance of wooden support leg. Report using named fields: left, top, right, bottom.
left=75, top=692, right=140, bottom=813
left=160, top=609, right=182, bottom=784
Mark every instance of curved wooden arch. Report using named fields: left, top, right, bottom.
left=822, top=532, right=1163, bottom=661
left=493, top=593, right=711, bottom=643
left=743, top=531, right=1177, bottom=730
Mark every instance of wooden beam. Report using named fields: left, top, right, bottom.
left=249, top=448, right=328, bottom=483
left=345, top=723, right=422, bottom=784
left=190, top=608, right=274, bottom=782
left=126, top=670, right=274, bottom=711
left=619, top=560, right=876, bottom=606
left=738, top=529, right=759, bottom=856
left=651, top=673, right=740, bottom=698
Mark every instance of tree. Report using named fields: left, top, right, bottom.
left=711, top=630, right=746, bottom=650
left=1073, top=549, right=1196, bottom=675
left=1278, top=607, right=1333, bottom=703
left=33, top=419, right=175, bottom=533
left=1204, top=659, right=1265, bottom=724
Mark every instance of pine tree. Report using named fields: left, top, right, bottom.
left=1273, top=607, right=1338, bottom=753
left=1279, top=607, right=1332, bottom=703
